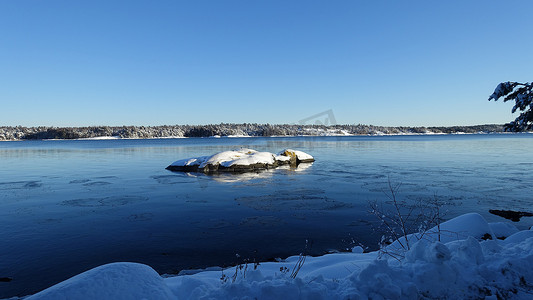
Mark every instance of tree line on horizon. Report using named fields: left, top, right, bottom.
left=0, top=123, right=506, bottom=141
left=1, top=81, right=530, bottom=140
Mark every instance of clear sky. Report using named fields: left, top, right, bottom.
left=1, top=0, right=532, bottom=127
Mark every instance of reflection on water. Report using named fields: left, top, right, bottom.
left=168, top=162, right=314, bottom=183
left=1, top=135, right=533, bottom=298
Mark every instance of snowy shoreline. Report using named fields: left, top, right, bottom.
left=0, top=132, right=522, bottom=142
left=23, top=213, right=533, bottom=299
left=0, top=124, right=508, bottom=141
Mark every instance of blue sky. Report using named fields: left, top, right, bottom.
left=1, top=0, right=532, bottom=127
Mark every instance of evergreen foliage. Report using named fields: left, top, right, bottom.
left=489, top=82, right=533, bottom=131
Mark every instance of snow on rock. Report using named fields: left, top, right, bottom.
left=274, top=154, right=291, bottom=163
left=168, top=156, right=210, bottom=168
left=385, top=213, right=495, bottom=257
left=500, top=230, right=533, bottom=245
left=26, top=262, right=174, bottom=300
left=25, top=214, right=533, bottom=299
left=351, top=246, right=364, bottom=253
left=166, top=148, right=314, bottom=173
left=489, top=222, right=520, bottom=239
left=432, top=213, right=495, bottom=242
left=204, top=149, right=275, bottom=168
left=278, top=149, right=315, bottom=163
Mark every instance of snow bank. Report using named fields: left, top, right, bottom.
left=166, top=148, right=314, bottom=172
left=490, top=222, right=519, bottom=239
left=26, top=263, right=174, bottom=300
left=385, top=212, right=496, bottom=256
left=24, top=213, right=533, bottom=299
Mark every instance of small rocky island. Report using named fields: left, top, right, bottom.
left=166, top=148, right=314, bottom=173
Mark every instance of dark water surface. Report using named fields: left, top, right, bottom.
left=1, top=135, right=532, bottom=297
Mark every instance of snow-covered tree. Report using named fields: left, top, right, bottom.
left=489, top=82, right=533, bottom=131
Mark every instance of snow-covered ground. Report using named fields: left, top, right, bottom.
left=76, top=136, right=120, bottom=140
left=302, top=128, right=353, bottom=136
left=25, top=213, right=533, bottom=299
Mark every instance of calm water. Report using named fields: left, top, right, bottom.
left=1, top=134, right=533, bottom=297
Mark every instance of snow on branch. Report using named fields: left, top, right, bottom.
left=489, top=81, right=533, bottom=131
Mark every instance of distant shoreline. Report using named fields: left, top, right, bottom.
left=0, top=123, right=512, bottom=141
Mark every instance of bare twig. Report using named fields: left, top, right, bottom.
left=290, top=239, right=310, bottom=278
left=369, top=179, right=449, bottom=260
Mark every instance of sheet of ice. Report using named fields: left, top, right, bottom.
left=25, top=214, right=533, bottom=299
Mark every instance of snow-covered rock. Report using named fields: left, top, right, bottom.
left=26, top=263, right=174, bottom=300
left=489, top=222, right=520, bottom=239
left=277, top=149, right=315, bottom=163
left=384, top=213, right=496, bottom=257
left=166, top=148, right=314, bottom=172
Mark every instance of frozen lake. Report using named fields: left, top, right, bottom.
left=1, top=134, right=533, bottom=297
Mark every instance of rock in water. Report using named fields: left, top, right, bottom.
left=166, top=148, right=314, bottom=173
left=489, top=209, right=533, bottom=222
left=278, top=149, right=315, bottom=165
